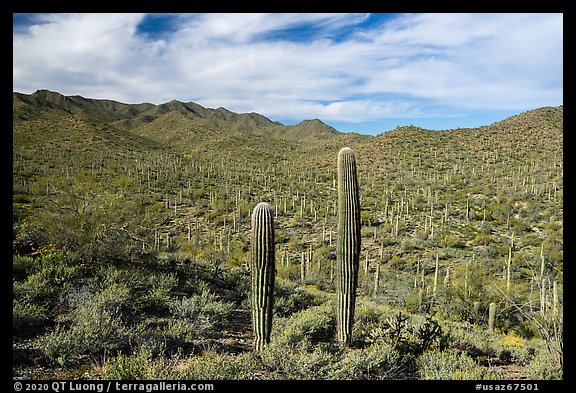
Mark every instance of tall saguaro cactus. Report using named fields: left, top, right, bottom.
left=250, top=202, right=275, bottom=351
left=336, top=147, right=361, bottom=346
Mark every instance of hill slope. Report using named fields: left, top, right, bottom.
left=13, top=89, right=337, bottom=142
left=12, top=91, right=563, bottom=380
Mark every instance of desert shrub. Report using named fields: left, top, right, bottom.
left=256, top=303, right=339, bottom=378
left=273, top=303, right=336, bottom=348
left=442, top=321, right=500, bottom=359
left=417, top=349, right=500, bottom=380
left=219, top=266, right=250, bottom=301
left=13, top=251, right=79, bottom=304
left=498, top=331, right=538, bottom=365
left=273, top=279, right=327, bottom=317
left=64, top=280, right=132, bottom=323
left=39, top=282, right=134, bottom=366
left=352, top=300, right=449, bottom=356
left=163, top=320, right=199, bottom=342
left=165, top=285, right=234, bottom=339
left=13, top=271, right=56, bottom=305
left=525, top=351, right=562, bottom=380
left=332, top=341, right=406, bottom=379
left=13, top=251, right=80, bottom=340
left=40, top=310, right=128, bottom=367
left=104, top=345, right=175, bottom=380
left=39, top=324, right=83, bottom=366
left=178, top=351, right=261, bottom=380
left=445, top=318, right=543, bottom=370
left=104, top=346, right=154, bottom=380
left=172, top=286, right=233, bottom=323
left=439, top=233, right=465, bottom=249
left=261, top=342, right=339, bottom=379
left=275, top=263, right=302, bottom=283
left=414, top=316, right=448, bottom=353
left=13, top=253, right=36, bottom=280
left=12, top=300, right=48, bottom=338
left=263, top=315, right=413, bottom=380
left=146, top=272, right=178, bottom=312
left=352, top=300, right=393, bottom=342
left=364, top=311, right=413, bottom=351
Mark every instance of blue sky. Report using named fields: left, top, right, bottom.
left=13, top=13, right=563, bottom=135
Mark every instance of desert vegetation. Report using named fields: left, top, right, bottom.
left=13, top=90, right=563, bottom=380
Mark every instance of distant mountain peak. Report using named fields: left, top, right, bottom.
left=13, top=90, right=344, bottom=140
left=28, top=89, right=71, bottom=105
left=291, top=118, right=339, bottom=136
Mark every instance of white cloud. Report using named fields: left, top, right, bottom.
left=13, top=13, right=563, bottom=126
left=173, top=13, right=369, bottom=44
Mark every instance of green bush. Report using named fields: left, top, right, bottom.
left=39, top=282, right=134, bottom=366
left=220, top=266, right=250, bottom=301
left=13, top=251, right=80, bottom=340
left=417, top=349, right=500, bottom=380
left=178, top=351, right=261, bottom=380
left=104, top=346, right=168, bottom=380
left=170, top=286, right=233, bottom=322
left=165, top=286, right=234, bottom=339
left=13, top=252, right=79, bottom=304
left=146, top=272, right=178, bottom=312
left=163, top=320, right=198, bottom=342
left=13, top=254, right=36, bottom=280
left=261, top=342, right=338, bottom=379
left=40, top=308, right=129, bottom=367
left=333, top=342, right=405, bottom=379
left=525, top=351, right=562, bottom=380
left=274, top=304, right=336, bottom=348
left=273, top=279, right=326, bottom=317
left=13, top=300, right=48, bottom=338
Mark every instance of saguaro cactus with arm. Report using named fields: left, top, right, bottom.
left=336, top=147, right=361, bottom=346
left=250, top=202, right=275, bottom=351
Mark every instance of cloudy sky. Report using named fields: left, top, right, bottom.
left=13, top=13, right=563, bottom=134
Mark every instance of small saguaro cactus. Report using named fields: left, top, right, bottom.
left=336, top=147, right=361, bottom=346
left=488, top=302, right=497, bottom=332
left=473, top=301, right=481, bottom=321
left=432, top=254, right=439, bottom=297
left=552, top=280, right=559, bottom=319
left=250, top=202, right=276, bottom=351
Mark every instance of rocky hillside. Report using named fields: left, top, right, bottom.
left=12, top=90, right=562, bottom=380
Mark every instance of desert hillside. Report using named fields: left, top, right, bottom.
left=13, top=90, right=563, bottom=380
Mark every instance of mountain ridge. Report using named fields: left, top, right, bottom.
left=13, top=89, right=335, bottom=140
left=14, top=89, right=563, bottom=138
left=12, top=89, right=563, bottom=158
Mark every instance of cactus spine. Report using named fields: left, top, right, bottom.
left=488, top=302, right=497, bottom=332
left=336, top=147, right=361, bottom=346
left=250, top=202, right=275, bottom=351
